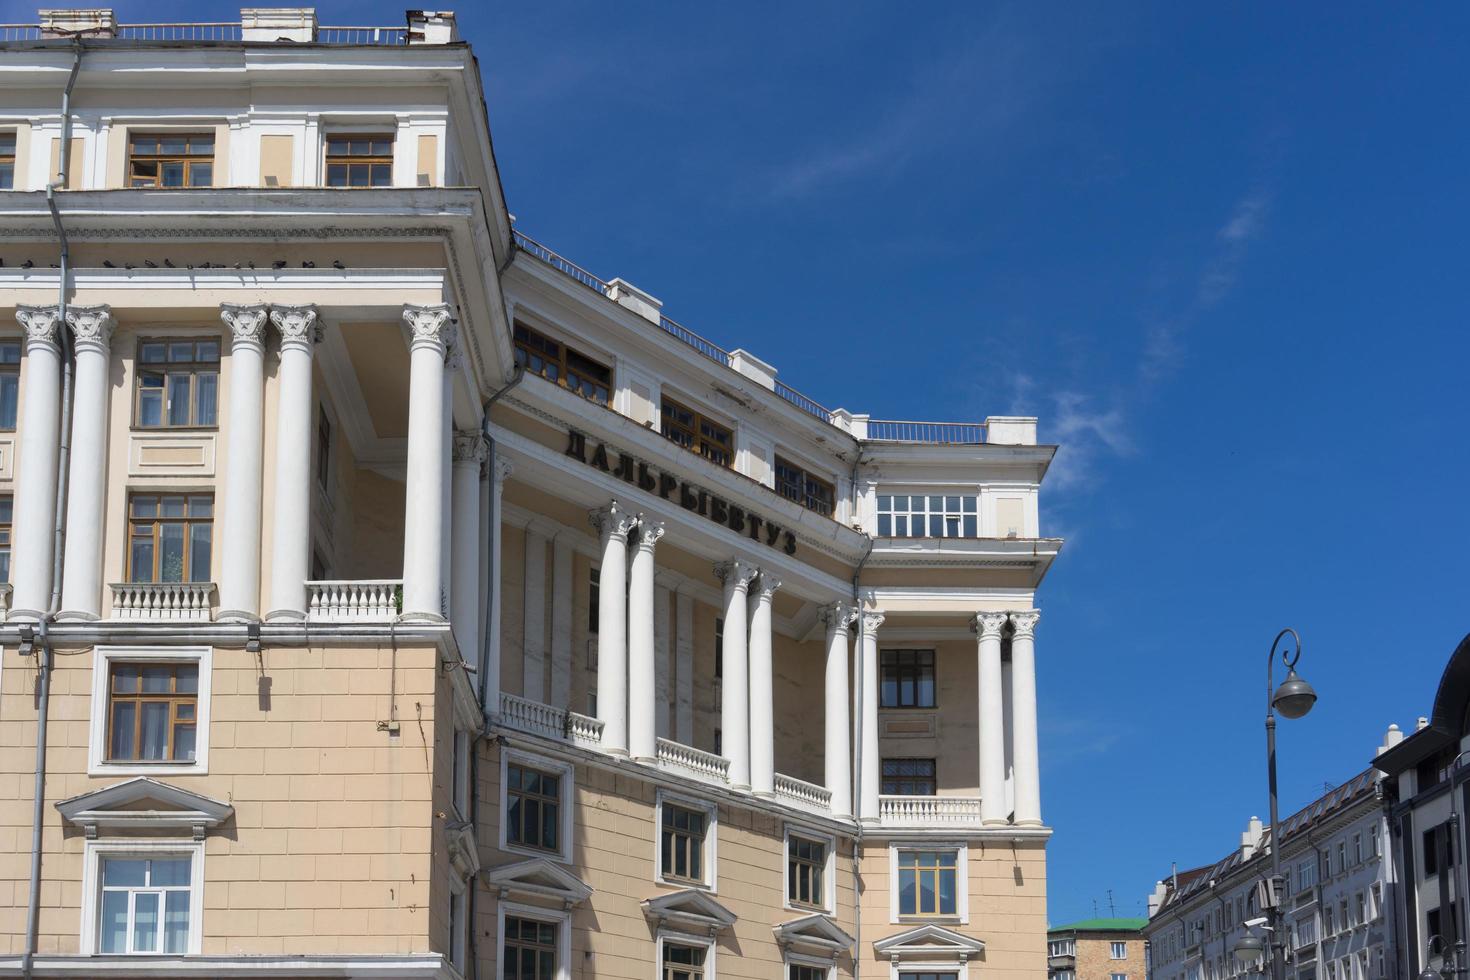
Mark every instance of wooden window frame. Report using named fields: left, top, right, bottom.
left=1, top=340, right=22, bottom=430
left=126, top=493, right=214, bottom=584
left=661, top=803, right=708, bottom=885
left=660, top=395, right=733, bottom=468
left=132, top=337, right=221, bottom=430
left=0, top=131, right=13, bottom=190
left=880, top=649, right=937, bottom=709
left=774, top=456, right=835, bottom=517
left=499, top=750, right=574, bottom=862
left=513, top=322, right=612, bottom=406
left=505, top=761, right=562, bottom=854
left=127, top=132, right=215, bottom=189
left=503, top=914, right=559, bottom=980
left=0, top=494, right=11, bottom=584
left=786, top=833, right=828, bottom=911
left=788, top=964, right=828, bottom=980
left=895, top=848, right=960, bottom=918
left=661, top=940, right=708, bottom=980
left=881, top=757, right=937, bottom=796
left=105, top=661, right=199, bottom=764
left=324, top=133, right=395, bottom=188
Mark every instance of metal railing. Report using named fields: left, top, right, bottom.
left=878, top=794, right=984, bottom=825
left=117, top=23, right=242, bottom=41
left=774, top=772, right=832, bottom=812
left=0, top=22, right=408, bottom=44
left=109, top=582, right=215, bottom=621
left=866, top=420, right=988, bottom=445
left=512, top=230, right=612, bottom=296
left=656, top=314, right=731, bottom=368
left=316, top=26, right=408, bottom=45
left=0, top=25, right=42, bottom=41
left=306, top=579, right=402, bottom=622
left=774, top=380, right=830, bottom=420
left=656, top=737, right=730, bottom=784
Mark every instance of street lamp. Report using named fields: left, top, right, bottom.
left=1263, top=628, right=1317, bottom=980
left=1419, top=935, right=1467, bottom=980
left=1233, top=933, right=1266, bottom=963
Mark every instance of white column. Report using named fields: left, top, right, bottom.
left=264, top=305, right=319, bottom=621
left=440, top=333, right=460, bottom=614
left=485, top=455, right=512, bottom=717
left=674, top=591, right=695, bottom=743
left=215, top=304, right=269, bottom=622
left=57, top=306, right=115, bottom=620
left=1010, top=610, right=1043, bottom=826
left=822, top=602, right=856, bottom=817
left=747, top=573, right=780, bottom=797
left=858, top=610, right=885, bottom=823
left=450, top=430, right=485, bottom=665
left=9, top=307, right=64, bottom=620
left=399, top=304, right=454, bottom=621
left=1002, top=655, right=1015, bottom=816
left=654, top=581, right=672, bottom=740
left=591, top=503, right=635, bottom=754
left=523, top=526, right=548, bottom=702
left=627, top=518, right=664, bottom=762
left=976, top=612, right=1010, bottom=826
left=716, top=559, right=756, bottom=788
left=550, top=536, right=574, bottom=709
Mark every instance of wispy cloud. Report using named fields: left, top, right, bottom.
left=1041, top=713, right=1126, bottom=768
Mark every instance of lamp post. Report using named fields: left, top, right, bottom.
left=1419, top=935, right=1467, bottom=980
left=1263, top=628, right=1318, bottom=980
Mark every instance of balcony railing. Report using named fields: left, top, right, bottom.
left=566, top=711, right=604, bottom=747
left=306, top=580, right=401, bottom=622
left=866, top=420, right=987, bottom=445
left=496, top=693, right=606, bottom=748
left=0, top=21, right=411, bottom=44
left=0, top=25, right=42, bottom=41
left=117, top=23, right=242, bottom=41
left=774, top=772, right=832, bottom=812
left=656, top=737, right=730, bottom=785
left=878, top=794, right=983, bottom=826
left=316, top=26, right=408, bottom=45
left=110, top=582, right=215, bottom=621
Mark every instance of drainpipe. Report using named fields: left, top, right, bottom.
left=23, top=36, right=83, bottom=980
left=846, top=448, right=870, bottom=980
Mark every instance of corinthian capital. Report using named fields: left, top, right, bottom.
left=444, top=323, right=465, bottom=371
left=220, top=304, right=270, bottom=353
left=65, top=305, right=115, bottom=354
left=492, top=455, right=514, bottom=484
left=1009, top=610, right=1040, bottom=638
left=452, top=429, right=486, bottom=465
left=820, top=601, right=858, bottom=633
left=589, top=501, right=636, bottom=541
left=269, top=305, right=321, bottom=352
left=752, top=574, right=781, bottom=603
left=402, top=303, right=455, bottom=354
left=16, top=306, right=63, bottom=350
left=860, top=610, right=886, bottom=634
left=633, top=518, right=666, bottom=553
left=714, top=559, right=757, bottom=591
left=974, top=611, right=1009, bottom=639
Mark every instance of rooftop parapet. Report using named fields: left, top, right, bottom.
left=6, top=7, right=457, bottom=44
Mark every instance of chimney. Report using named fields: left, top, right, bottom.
left=407, top=10, right=458, bottom=44
left=1241, top=815, right=1264, bottom=860
left=1417, top=716, right=1430, bottom=732
left=1147, top=879, right=1169, bottom=918
left=39, top=8, right=117, bottom=37
left=1377, top=723, right=1404, bottom=756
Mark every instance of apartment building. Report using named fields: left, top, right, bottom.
left=1047, top=917, right=1147, bottom=980
left=0, top=8, right=1063, bottom=979
left=1144, top=767, right=1397, bottom=980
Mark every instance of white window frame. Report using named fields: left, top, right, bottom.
left=452, top=729, right=470, bottom=820
left=496, top=900, right=571, bottom=980
left=782, top=823, right=837, bottom=915
left=875, top=489, right=980, bottom=540
left=888, top=840, right=969, bottom=924
left=889, top=962, right=967, bottom=980
left=80, top=838, right=205, bottom=956
left=655, top=788, right=719, bottom=892
left=498, top=748, right=575, bottom=864
left=656, top=929, right=717, bottom=980
left=88, top=645, right=212, bottom=776
left=784, top=950, right=834, bottom=980
left=448, top=873, right=468, bottom=974
left=1112, top=941, right=1129, bottom=959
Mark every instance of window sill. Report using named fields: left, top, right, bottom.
left=656, top=875, right=715, bottom=894
left=129, top=425, right=220, bottom=434
left=89, top=760, right=206, bottom=778
left=896, top=915, right=963, bottom=926
left=500, top=839, right=571, bottom=866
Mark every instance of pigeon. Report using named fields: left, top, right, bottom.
left=164, top=258, right=175, bottom=268
left=247, top=260, right=256, bottom=270
left=333, top=260, right=345, bottom=270
left=22, top=259, right=33, bottom=269
left=186, top=264, right=194, bottom=270
left=124, top=263, right=135, bottom=270
left=144, top=259, right=158, bottom=268
left=103, top=260, right=115, bottom=268
left=272, top=260, right=287, bottom=270
left=233, top=261, right=241, bottom=270
left=302, top=260, right=316, bottom=268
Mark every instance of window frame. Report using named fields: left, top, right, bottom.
left=0, top=338, right=19, bottom=431
left=881, top=758, right=938, bottom=796
left=126, top=131, right=216, bottom=189
left=498, top=748, right=574, bottom=864
left=496, top=900, right=572, bottom=980
left=785, top=952, right=834, bottom=980
left=783, top=823, right=836, bottom=914
left=659, top=394, right=734, bottom=468
left=889, top=966, right=965, bottom=980
left=125, top=492, right=215, bottom=585
left=1111, top=941, right=1129, bottom=959
left=80, top=838, right=205, bottom=956
left=880, top=649, right=937, bottom=709
left=774, top=455, right=835, bottom=517
left=513, top=321, right=613, bottom=406
left=0, top=130, right=14, bottom=190
left=888, top=841, right=968, bottom=924
left=655, top=789, right=718, bottom=892
left=89, top=646, right=212, bottom=776
left=323, top=132, right=396, bottom=189
left=131, top=337, right=221, bottom=431
left=656, top=930, right=717, bottom=980
left=876, top=491, right=979, bottom=539
left=0, top=493, right=11, bottom=584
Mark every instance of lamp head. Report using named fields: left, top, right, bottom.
left=1233, top=934, right=1265, bottom=963
left=1420, top=969, right=1444, bottom=980
left=1272, top=668, right=1317, bottom=719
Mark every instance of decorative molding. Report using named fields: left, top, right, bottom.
left=55, top=777, right=232, bottom=840
left=973, top=612, right=1009, bottom=639
left=452, top=430, right=487, bottom=465
left=714, top=558, right=757, bottom=591
left=773, top=913, right=856, bottom=959
left=220, top=303, right=270, bottom=353
left=269, top=304, right=321, bottom=352
left=65, top=305, right=115, bottom=353
left=403, top=302, right=455, bottom=353
left=873, top=923, right=986, bottom=963
left=1009, top=610, right=1040, bottom=637
left=15, top=305, right=62, bottom=349
left=753, top=574, right=782, bottom=602
left=641, top=888, right=738, bottom=937
left=861, top=610, right=887, bottom=633
left=820, top=602, right=858, bottom=633
left=633, top=518, right=666, bottom=552
left=589, top=501, right=637, bottom=541
left=486, top=857, right=593, bottom=908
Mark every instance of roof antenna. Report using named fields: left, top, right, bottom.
left=1092, top=898, right=1100, bottom=917
left=1108, top=889, right=1117, bottom=917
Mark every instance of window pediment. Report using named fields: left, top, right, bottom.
left=55, top=776, right=232, bottom=839
left=874, top=923, right=986, bottom=963
left=775, top=912, right=856, bottom=959
left=486, top=857, right=593, bottom=908
left=642, top=888, right=738, bottom=937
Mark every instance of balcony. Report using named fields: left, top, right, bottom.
left=878, top=795, right=984, bottom=827
left=109, top=582, right=215, bottom=621
left=497, top=692, right=604, bottom=748
left=306, top=580, right=401, bottom=623
left=775, top=772, right=833, bottom=813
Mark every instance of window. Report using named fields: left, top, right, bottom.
left=513, top=323, right=611, bottom=405
left=588, top=567, right=599, bottom=634
left=899, top=974, right=957, bottom=980
left=0, top=495, right=10, bottom=582
left=96, top=852, right=195, bottom=953
left=1050, top=939, right=1077, bottom=957
left=1370, top=824, right=1380, bottom=857
left=714, top=618, right=724, bottom=679
left=1112, top=975, right=1129, bottom=980
left=1338, top=899, right=1349, bottom=933
left=316, top=406, right=331, bottom=491
left=882, top=758, right=937, bottom=796
left=775, top=456, right=835, bottom=516
left=106, top=661, right=198, bottom=763
left=877, top=493, right=977, bottom=538
left=1297, top=859, right=1316, bottom=893
left=787, top=834, right=827, bottom=910
left=1371, top=882, right=1382, bottom=920
left=661, top=396, right=733, bottom=467
left=1113, top=942, right=1129, bottom=959
left=325, top=134, right=393, bottom=188
left=790, top=965, right=827, bottom=980
left=1337, top=842, right=1346, bottom=875
left=897, top=849, right=957, bottom=917
left=881, top=650, right=936, bottom=708
left=1355, top=892, right=1366, bottom=928
left=134, top=338, right=220, bottom=428
left=1324, top=905, right=1334, bottom=935
left=661, top=803, right=708, bottom=884
left=127, top=494, right=213, bottom=583
left=0, top=132, right=13, bottom=189
left=663, top=942, right=706, bottom=980
left=1353, top=834, right=1363, bottom=865
left=0, top=340, right=18, bottom=429
left=449, top=886, right=467, bottom=973
left=503, top=915, right=558, bottom=980
left=129, top=133, right=214, bottom=188
left=505, top=762, right=561, bottom=853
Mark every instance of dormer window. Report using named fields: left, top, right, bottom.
left=325, top=134, right=393, bottom=188
left=128, top=133, right=214, bottom=188
left=661, top=397, right=732, bottom=468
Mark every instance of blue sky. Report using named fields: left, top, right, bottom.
left=64, top=0, right=1470, bottom=925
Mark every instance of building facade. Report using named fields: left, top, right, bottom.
left=0, top=7, right=1063, bottom=980
left=1144, top=770, right=1397, bottom=980
left=1048, top=917, right=1148, bottom=980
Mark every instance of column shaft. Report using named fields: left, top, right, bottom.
left=264, top=306, right=320, bottom=621
left=550, top=536, right=574, bottom=708
left=627, top=519, right=664, bottom=762
left=823, top=602, right=856, bottom=817
left=216, top=305, right=269, bottom=621
left=674, top=592, right=695, bottom=743
left=1010, top=611, right=1043, bottom=826
left=717, top=560, right=756, bottom=788
left=58, top=307, right=114, bottom=619
left=748, top=574, right=779, bottom=796
left=592, top=503, right=634, bottom=754
left=450, top=431, right=485, bottom=665
left=976, top=612, right=1009, bottom=826
left=9, top=308, right=63, bottom=619
left=485, top=456, right=512, bottom=717
left=400, top=305, right=453, bottom=620
left=654, top=583, right=672, bottom=739
left=858, top=611, right=885, bottom=822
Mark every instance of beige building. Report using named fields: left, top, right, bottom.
left=0, top=8, right=1063, bottom=979
left=1048, top=919, right=1148, bottom=980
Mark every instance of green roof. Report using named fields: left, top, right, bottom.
left=1048, top=917, right=1148, bottom=934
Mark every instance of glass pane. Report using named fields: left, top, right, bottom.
left=140, top=701, right=169, bottom=759
left=189, top=525, right=211, bottom=583
left=138, top=388, right=163, bottom=427
left=899, top=868, right=916, bottom=914
left=196, top=340, right=220, bottom=362
left=103, top=857, right=148, bottom=887
left=175, top=665, right=199, bottom=694
left=371, top=164, right=392, bottom=187
left=349, top=165, right=370, bottom=187
left=161, top=162, right=185, bottom=187
left=110, top=699, right=136, bottom=760
left=159, top=136, right=187, bottom=155
left=100, top=890, right=129, bottom=953
left=542, top=802, right=557, bottom=850
left=963, top=516, right=977, bottom=537
left=173, top=723, right=196, bottom=761
left=166, top=375, right=191, bottom=425
left=167, top=342, right=194, bottom=362
left=141, top=665, right=171, bottom=693
left=326, top=163, right=348, bottom=186
left=939, top=869, right=956, bottom=913
left=152, top=857, right=191, bottom=887
left=918, top=672, right=935, bottom=707
left=189, top=162, right=212, bottom=187
left=133, top=891, right=159, bottom=952
left=505, top=796, right=520, bottom=843
left=877, top=515, right=891, bottom=536
left=129, top=537, right=154, bottom=582
left=164, top=889, right=190, bottom=953
left=161, top=496, right=186, bottom=518
left=920, top=870, right=935, bottom=913
left=189, top=496, right=213, bottom=518
left=0, top=375, right=17, bottom=428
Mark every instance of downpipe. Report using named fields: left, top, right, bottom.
left=23, top=36, right=83, bottom=980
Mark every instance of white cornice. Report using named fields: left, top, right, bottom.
left=0, top=954, right=457, bottom=978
